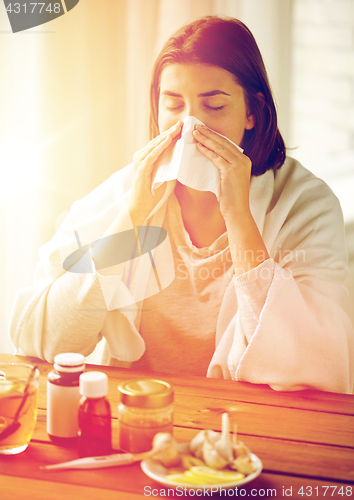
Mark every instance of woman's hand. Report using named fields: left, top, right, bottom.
left=193, top=124, right=252, bottom=222
left=128, top=120, right=183, bottom=226
left=193, top=124, right=269, bottom=275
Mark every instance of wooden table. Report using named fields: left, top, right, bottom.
left=0, top=354, right=353, bottom=499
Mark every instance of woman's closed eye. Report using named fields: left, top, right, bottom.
left=205, top=104, right=225, bottom=111
left=163, top=97, right=184, bottom=110
left=203, top=98, right=227, bottom=111
left=164, top=104, right=225, bottom=112
left=165, top=105, right=184, bottom=111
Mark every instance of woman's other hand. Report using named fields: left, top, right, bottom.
left=127, top=120, right=183, bottom=226
left=193, top=123, right=269, bottom=275
left=193, top=124, right=252, bottom=222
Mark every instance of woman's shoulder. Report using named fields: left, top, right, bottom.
left=275, top=157, right=334, bottom=194
left=271, top=156, right=341, bottom=214
left=270, top=157, right=346, bottom=243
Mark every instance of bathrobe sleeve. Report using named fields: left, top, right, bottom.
left=208, top=159, right=354, bottom=394
left=9, top=164, right=148, bottom=363
left=8, top=165, right=126, bottom=361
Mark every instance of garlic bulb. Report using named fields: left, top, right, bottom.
left=202, top=432, right=231, bottom=469
left=214, top=413, right=233, bottom=462
left=230, top=434, right=255, bottom=474
left=189, top=429, right=219, bottom=459
left=190, top=413, right=234, bottom=470
left=230, top=455, right=257, bottom=475
left=232, top=440, right=251, bottom=458
left=151, top=433, right=181, bottom=467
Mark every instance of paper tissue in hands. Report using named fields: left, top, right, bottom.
left=152, top=116, right=243, bottom=200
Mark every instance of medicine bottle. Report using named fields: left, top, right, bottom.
left=47, top=353, right=85, bottom=445
left=117, top=379, right=174, bottom=453
left=78, top=371, right=112, bottom=457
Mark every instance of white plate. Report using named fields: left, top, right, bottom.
left=141, top=443, right=262, bottom=490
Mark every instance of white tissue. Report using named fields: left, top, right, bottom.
left=152, top=116, right=243, bottom=200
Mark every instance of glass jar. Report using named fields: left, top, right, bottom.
left=117, top=379, right=174, bottom=453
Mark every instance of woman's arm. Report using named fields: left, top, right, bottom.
left=9, top=154, right=176, bottom=363
left=231, top=259, right=354, bottom=393
left=9, top=166, right=137, bottom=362
left=42, top=271, right=107, bottom=361
left=206, top=156, right=354, bottom=393
left=9, top=269, right=107, bottom=362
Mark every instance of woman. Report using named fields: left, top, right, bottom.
left=10, top=16, right=354, bottom=393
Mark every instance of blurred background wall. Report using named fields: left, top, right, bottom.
left=0, top=0, right=353, bottom=357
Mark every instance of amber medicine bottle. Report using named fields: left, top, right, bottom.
left=78, top=371, right=112, bottom=457
left=47, top=353, right=85, bottom=445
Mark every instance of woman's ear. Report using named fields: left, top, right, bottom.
left=245, top=112, right=255, bottom=130
left=245, top=92, right=264, bottom=130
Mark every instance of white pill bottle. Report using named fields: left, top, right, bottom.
left=47, top=353, right=85, bottom=445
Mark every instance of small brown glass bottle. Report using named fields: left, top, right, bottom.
left=78, top=371, right=112, bottom=457
left=47, top=353, right=85, bottom=446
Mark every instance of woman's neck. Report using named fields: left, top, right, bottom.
left=175, top=182, right=217, bottom=211
left=174, top=182, right=226, bottom=247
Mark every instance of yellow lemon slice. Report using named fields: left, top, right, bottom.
left=0, top=416, right=8, bottom=432
left=0, top=382, right=15, bottom=396
left=0, top=381, right=26, bottom=397
left=166, top=473, right=204, bottom=485
left=188, top=466, right=245, bottom=483
left=184, top=471, right=229, bottom=485
left=166, top=467, right=245, bottom=486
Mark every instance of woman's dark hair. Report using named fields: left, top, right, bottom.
left=149, top=16, right=286, bottom=176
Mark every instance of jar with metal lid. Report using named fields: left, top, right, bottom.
left=117, top=379, right=174, bottom=453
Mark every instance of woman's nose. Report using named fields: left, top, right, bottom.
left=180, top=107, right=203, bottom=124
